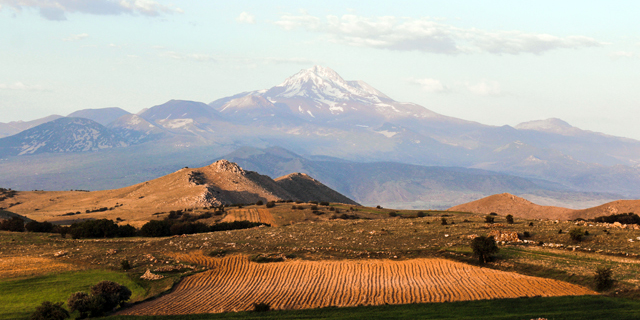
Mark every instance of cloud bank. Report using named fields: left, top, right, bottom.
left=236, top=11, right=255, bottom=24
left=275, top=13, right=604, bottom=55
left=0, top=82, right=44, bottom=91
left=0, top=0, right=182, bottom=21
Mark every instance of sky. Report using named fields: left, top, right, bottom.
left=1, top=1, right=639, bottom=139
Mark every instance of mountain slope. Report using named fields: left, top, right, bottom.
left=275, top=173, right=358, bottom=205
left=0, top=115, right=63, bottom=138
left=214, top=146, right=619, bottom=209
left=0, top=117, right=128, bottom=157
left=447, top=193, right=573, bottom=220
left=448, top=193, right=640, bottom=221
left=67, top=107, right=131, bottom=126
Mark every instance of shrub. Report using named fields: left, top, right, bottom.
left=388, top=211, right=398, bottom=217
left=139, top=220, right=172, bottom=237
left=441, top=217, right=448, bottom=225
left=417, top=211, right=426, bottom=218
left=319, top=202, right=329, bottom=206
left=376, top=205, right=382, bottom=209
left=471, top=235, right=499, bottom=264
left=255, top=200, right=264, bottom=206
left=69, top=219, right=124, bottom=239
left=25, top=220, right=54, bottom=233
left=310, top=205, right=318, bottom=211
left=529, top=222, right=534, bottom=226
left=592, top=212, right=640, bottom=225
left=117, top=224, right=137, bottom=237
left=0, top=216, right=25, bottom=232
left=120, top=259, right=131, bottom=271
left=67, top=292, right=92, bottom=318
left=489, top=212, right=498, bottom=216
left=595, top=266, right=614, bottom=291
left=30, top=301, right=69, bottom=320
left=90, top=280, right=132, bottom=313
left=266, top=201, right=275, bottom=208
left=558, top=229, right=563, bottom=234
left=253, top=302, right=271, bottom=312
left=208, top=249, right=227, bottom=257
left=484, top=215, right=495, bottom=224
left=523, top=231, right=531, bottom=238
left=569, top=227, right=586, bottom=242
left=506, top=214, right=514, bottom=224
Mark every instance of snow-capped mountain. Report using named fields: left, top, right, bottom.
left=213, top=65, right=442, bottom=125
left=0, top=117, right=128, bottom=157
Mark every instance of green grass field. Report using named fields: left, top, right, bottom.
left=0, top=269, right=145, bottom=320
left=106, top=295, right=640, bottom=320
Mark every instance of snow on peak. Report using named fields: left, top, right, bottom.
left=274, top=65, right=388, bottom=104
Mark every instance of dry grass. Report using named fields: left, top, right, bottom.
left=0, top=256, right=82, bottom=279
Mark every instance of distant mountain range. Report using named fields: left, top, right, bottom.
left=1, top=66, right=640, bottom=208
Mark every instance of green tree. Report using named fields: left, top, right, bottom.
left=471, top=235, right=499, bottom=264
left=569, top=227, right=586, bottom=242
left=595, top=267, right=614, bottom=291
left=506, top=214, right=514, bottom=224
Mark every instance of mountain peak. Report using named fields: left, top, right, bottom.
left=515, top=118, right=574, bottom=133
left=273, top=65, right=386, bottom=103
left=211, top=159, right=246, bottom=175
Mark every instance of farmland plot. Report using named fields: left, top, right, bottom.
left=221, top=208, right=276, bottom=226
left=121, top=255, right=596, bottom=315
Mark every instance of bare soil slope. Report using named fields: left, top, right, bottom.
left=275, top=172, right=358, bottom=205
left=120, top=254, right=596, bottom=315
left=447, top=193, right=573, bottom=220
left=570, top=199, right=640, bottom=220
left=0, top=160, right=356, bottom=226
left=448, top=193, right=640, bottom=221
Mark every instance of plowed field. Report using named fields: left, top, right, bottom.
left=121, top=255, right=596, bottom=315
left=221, top=208, right=276, bottom=226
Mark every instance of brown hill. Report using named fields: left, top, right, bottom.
left=275, top=173, right=358, bottom=205
left=448, top=193, right=640, bottom=221
left=447, top=193, right=573, bottom=220
left=570, top=199, right=640, bottom=220
left=0, top=160, right=357, bottom=226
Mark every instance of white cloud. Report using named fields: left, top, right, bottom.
left=62, top=33, right=89, bottom=41
left=610, top=51, right=635, bottom=59
left=409, top=78, right=448, bottom=93
left=274, top=13, right=604, bottom=55
left=236, top=11, right=255, bottom=24
left=0, top=0, right=182, bottom=21
left=466, top=80, right=501, bottom=96
left=159, top=51, right=315, bottom=66
left=0, top=82, right=44, bottom=91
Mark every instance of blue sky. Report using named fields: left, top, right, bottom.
left=1, top=1, right=639, bottom=139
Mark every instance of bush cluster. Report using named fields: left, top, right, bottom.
left=31, top=281, right=131, bottom=320
left=69, top=219, right=136, bottom=239
left=591, top=212, right=640, bottom=225
left=140, top=219, right=267, bottom=237
left=0, top=216, right=25, bottom=232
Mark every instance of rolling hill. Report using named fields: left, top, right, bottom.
left=0, top=160, right=357, bottom=226
left=448, top=193, right=640, bottom=221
